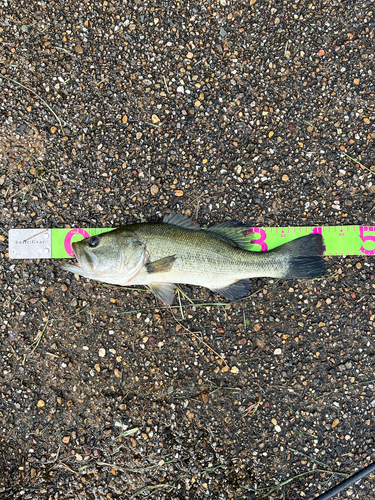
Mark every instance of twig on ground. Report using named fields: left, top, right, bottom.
left=171, top=312, right=228, bottom=367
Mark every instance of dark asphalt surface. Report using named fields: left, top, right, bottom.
left=1, top=0, right=375, bottom=499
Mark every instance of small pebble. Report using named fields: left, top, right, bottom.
left=332, top=418, right=340, bottom=428
left=98, top=348, right=106, bottom=357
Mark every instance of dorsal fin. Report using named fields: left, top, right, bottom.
left=163, top=211, right=201, bottom=230
left=206, top=221, right=254, bottom=250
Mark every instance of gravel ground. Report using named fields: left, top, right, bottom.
left=1, top=0, right=375, bottom=499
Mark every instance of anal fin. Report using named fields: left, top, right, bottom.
left=211, top=279, right=251, bottom=301
left=148, top=282, right=175, bottom=305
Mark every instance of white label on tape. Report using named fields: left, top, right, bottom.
left=9, top=229, right=51, bottom=259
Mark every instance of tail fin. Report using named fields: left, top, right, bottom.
left=275, top=234, right=326, bottom=279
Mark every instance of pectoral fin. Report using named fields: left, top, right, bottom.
left=146, top=255, right=176, bottom=274
left=148, top=282, right=175, bottom=305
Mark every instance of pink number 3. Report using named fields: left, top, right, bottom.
left=359, top=226, right=375, bottom=256
left=250, top=228, right=268, bottom=252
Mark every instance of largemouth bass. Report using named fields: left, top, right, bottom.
left=61, top=212, right=326, bottom=305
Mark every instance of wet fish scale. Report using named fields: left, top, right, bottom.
left=131, top=223, right=287, bottom=289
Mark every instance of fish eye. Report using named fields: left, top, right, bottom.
left=88, top=236, right=100, bottom=248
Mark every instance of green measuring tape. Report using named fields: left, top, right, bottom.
left=8, top=225, right=375, bottom=259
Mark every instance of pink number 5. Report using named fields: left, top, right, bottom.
left=359, top=226, right=375, bottom=256
left=250, top=228, right=268, bottom=252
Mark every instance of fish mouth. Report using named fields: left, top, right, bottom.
left=68, top=260, right=82, bottom=269
left=60, top=259, right=82, bottom=272
left=71, top=242, right=83, bottom=268
left=60, top=242, right=83, bottom=271
left=71, top=242, right=99, bottom=271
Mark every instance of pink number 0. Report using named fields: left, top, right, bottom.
left=359, top=226, right=375, bottom=256
left=64, top=228, right=90, bottom=257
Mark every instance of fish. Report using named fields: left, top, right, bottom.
left=60, top=212, right=326, bottom=305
